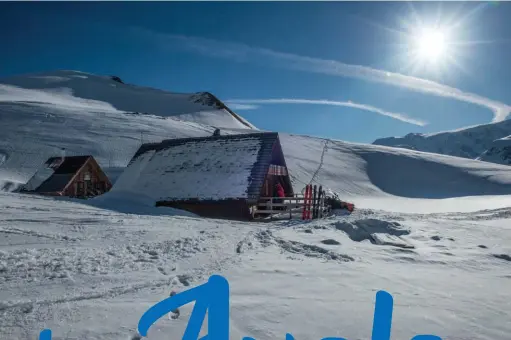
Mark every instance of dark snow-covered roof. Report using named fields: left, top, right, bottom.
left=25, top=156, right=91, bottom=193
left=46, top=156, right=91, bottom=174
left=117, top=132, right=281, bottom=202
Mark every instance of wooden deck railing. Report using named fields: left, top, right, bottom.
left=252, top=192, right=330, bottom=220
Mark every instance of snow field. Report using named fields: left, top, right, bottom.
left=1, top=191, right=510, bottom=339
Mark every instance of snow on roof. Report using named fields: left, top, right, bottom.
left=22, top=156, right=91, bottom=193
left=113, top=132, right=280, bottom=203
left=22, top=165, right=55, bottom=192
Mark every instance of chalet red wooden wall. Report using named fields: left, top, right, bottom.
left=63, top=158, right=112, bottom=198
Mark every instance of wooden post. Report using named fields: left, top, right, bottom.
left=301, top=186, right=307, bottom=220
left=319, top=190, right=324, bottom=218
left=316, top=185, right=325, bottom=218
left=306, top=185, right=312, bottom=220
left=312, top=185, right=317, bottom=219
left=269, top=198, right=273, bottom=220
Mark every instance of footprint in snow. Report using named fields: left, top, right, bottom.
left=321, top=239, right=340, bottom=245
left=169, top=290, right=180, bottom=320
left=493, top=254, right=511, bottom=262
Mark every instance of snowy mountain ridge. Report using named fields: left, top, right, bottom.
left=372, top=119, right=511, bottom=164
left=1, top=70, right=256, bottom=129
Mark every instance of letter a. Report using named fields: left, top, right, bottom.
left=137, top=275, right=229, bottom=340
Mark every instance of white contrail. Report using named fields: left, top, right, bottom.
left=132, top=27, right=511, bottom=122
left=224, top=103, right=259, bottom=110
left=226, top=98, right=427, bottom=126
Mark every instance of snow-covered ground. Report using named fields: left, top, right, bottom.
left=281, top=134, right=511, bottom=212
left=1, top=192, right=510, bottom=340
left=2, top=70, right=511, bottom=340
left=2, top=133, right=511, bottom=340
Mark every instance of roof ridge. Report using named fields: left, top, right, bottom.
left=144, top=131, right=277, bottom=147
left=131, top=131, right=279, bottom=165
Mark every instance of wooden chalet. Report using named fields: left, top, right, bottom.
left=22, top=155, right=112, bottom=198
left=121, top=132, right=294, bottom=220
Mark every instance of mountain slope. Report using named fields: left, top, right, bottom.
left=478, top=135, right=511, bottom=165
left=0, top=71, right=255, bottom=189
left=372, top=120, right=511, bottom=164
left=277, top=134, right=511, bottom=213
left=1, top=70, right=255, bottom=129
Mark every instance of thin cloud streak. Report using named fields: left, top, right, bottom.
left=133, top=28, right=511, bottom=122
left=225, top=103, right=259, bottom=110
left=226, top=98, right=427, bottom=126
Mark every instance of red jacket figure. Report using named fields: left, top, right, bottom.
left=275, top=183, right=285, bottom=198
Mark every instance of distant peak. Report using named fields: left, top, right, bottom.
left=110, top=75, right=124, bottom=84
left=189, top=92, right=224, bottom=109
left=404, top=133, right=425, bottom=138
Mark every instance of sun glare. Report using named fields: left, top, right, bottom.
left=390, top=4, right=480, bottom=75
left=417, top=28, right=446, bottom=61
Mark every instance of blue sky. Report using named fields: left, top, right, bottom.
left=1, top=1, right=511, bottom=143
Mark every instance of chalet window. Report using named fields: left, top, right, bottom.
left=84, top=173, right=91, bottom=181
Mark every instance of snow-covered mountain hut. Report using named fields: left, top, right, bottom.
left=21, top=155, right=112, bottom=198
left=116, top=132, right=293, bottom=220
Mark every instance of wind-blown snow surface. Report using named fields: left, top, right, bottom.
left=1, top=192, right=511, bottom=340
left=373, top=119, right=511, bottom=164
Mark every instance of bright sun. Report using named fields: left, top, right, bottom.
left=416, top=28, right=447, bottom=62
